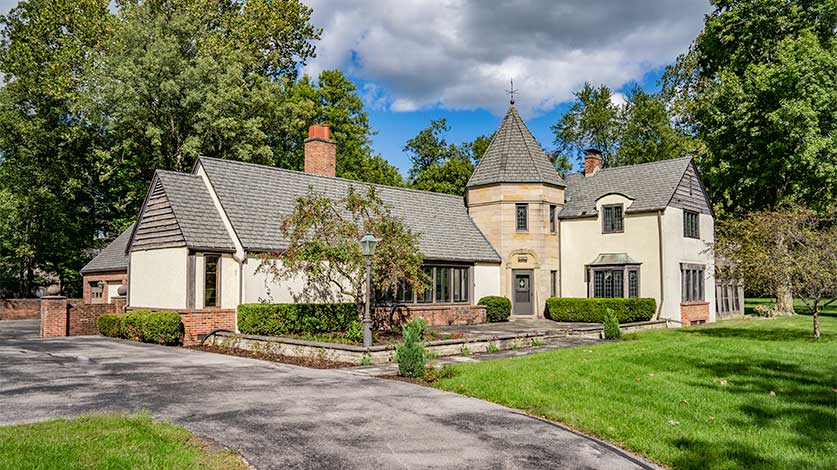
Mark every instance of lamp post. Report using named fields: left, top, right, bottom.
left=359, top=233, right=379, bottom=348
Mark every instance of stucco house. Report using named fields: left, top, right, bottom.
left=85, top=102, right=716, bottom=338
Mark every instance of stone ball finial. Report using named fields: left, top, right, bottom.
left=117, top=284, right=127, bottom=296
left=46, top=284, right=61, bottom=296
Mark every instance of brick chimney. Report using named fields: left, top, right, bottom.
left=584, top=149, right=602, bottom=175
left=304, top=125, right=336, bottom=177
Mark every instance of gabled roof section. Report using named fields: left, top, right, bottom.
left=466, top=105, right=564, bottom=188
left=198, top=157, right=501, bottom=263
left=128, top=171, right=235, bottom=252
left=560, top=157, right=694, bottom=218
left=81, top=224, right=134, bottom=274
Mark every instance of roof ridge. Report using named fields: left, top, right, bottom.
left=588, top=156, right=692, bottom=175
left=198, top=156, right=466, bottom=201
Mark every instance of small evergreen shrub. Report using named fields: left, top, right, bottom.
left=478, top=296, right=512, bottom=322
left=545, top=298, right=655, bottom=323
left=602, top=309, right=622, bottom=339
left=396, top=319, right=427, bottom=378
left=345, top=320, right=363, bottom=343
left=123, top=309, right=151, bottom=341
left=97, top=314, right=124, bottom=338
left=141, top=311, right=182, bottom=345
left=237, top=303, right=358, bottom=336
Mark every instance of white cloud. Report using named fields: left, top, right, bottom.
left=302, top=0, right=710, bottom=117
left=610, top=92, right=628, bottom=109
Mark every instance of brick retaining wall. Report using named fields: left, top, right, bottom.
left=0, top=298, right=41, bottom=320
left=68, top=301, right=118, bottom=336
left=374, top=304, right=486, bottom=328
left=179, top=309, right=236, bottom=345
left=680, top=302, right=710, bottom=326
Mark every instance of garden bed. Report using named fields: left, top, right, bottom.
left=191, top=344, right=354, bottom=369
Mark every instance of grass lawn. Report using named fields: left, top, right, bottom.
left=745, top=297, right=837, bottom=317
left=434, top=315, right=837, bottom=470
left=0, top=414, right=247, bottom=470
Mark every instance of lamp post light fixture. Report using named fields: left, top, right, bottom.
left=360, top=233, right=379, bottom=348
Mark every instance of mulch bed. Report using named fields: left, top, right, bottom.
left=189, top=344, right=355, bottom=369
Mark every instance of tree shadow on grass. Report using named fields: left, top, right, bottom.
left=668, top=436, right=822, bottom=470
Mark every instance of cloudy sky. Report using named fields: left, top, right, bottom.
left=0, top=0, right=711, bottom=174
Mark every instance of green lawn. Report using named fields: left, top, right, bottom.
left=0, top=414, right=247, bottom=470
left=745, top=297, right=837, bottom=317
left=434, top=316, right=837, bottom=470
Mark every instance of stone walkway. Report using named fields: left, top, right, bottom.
left=347, top=334, right=601, bottom=376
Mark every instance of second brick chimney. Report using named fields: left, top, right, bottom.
left=304, top=125, right=336, bottom=177
left=584, top=148, right=602, bottom=176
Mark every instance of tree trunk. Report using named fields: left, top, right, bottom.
left=774, top=285, right=795, bottom=315
left=813, top=309, right=821, bottom=340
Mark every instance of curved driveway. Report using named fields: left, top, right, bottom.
left=0, top=320, right=653, bottom=469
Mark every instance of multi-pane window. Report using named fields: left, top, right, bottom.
left=411, top=266, right=470, bottom=304
left=628, top=270, right=639, bottom=298
left=452, top=267, right=469, bottom=302
left=417, top=267, right=434, bottom=303
left=681, top=264, right=705, bottom=302
left=396, top=279, right=413, bottom=303
left=516, top=203, right=528, bottom=231
left=594, top=270, right=624, bottom=298
left=684, top=210, right=700, bottom=238
left=550, top=270, right=557, bottom=297
left=204, top=255, right=220, bottom=307
left=549, top=205, right=557, bottom=233
left=602, top=204, right=624, bottom=233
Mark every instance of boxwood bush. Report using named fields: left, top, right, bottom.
left=123, top=309, right=151, bottom=341
left=97, top=314, right=124, bottom=338
left=478, top=296, right=511, bottom=322
left=142, top=311, right=182, bottom=345
left=545, top=298, right=656, bottom=323
left=237, top=303, right=358, bottom=336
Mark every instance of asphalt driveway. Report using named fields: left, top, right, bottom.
left=0, top=320, right=654, bottom=469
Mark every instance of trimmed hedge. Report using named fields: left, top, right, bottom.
left=142, top=311, right=182, bottom=345
left=237, top=303, right=358, bottom=336
left=123, top=309, right=151, bottom=341
left=545, top=298, right=656, bottom=323
left=97, top=314, right=124, bottom=338
left=478, top=296, right=511, bottom=322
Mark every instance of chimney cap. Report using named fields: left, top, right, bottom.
left=584, top=148, right=602, bottom=158
left=308, top=124, right=331, bottom=140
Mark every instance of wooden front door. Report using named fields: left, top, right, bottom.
left=512, top=270, right=533, bottom=315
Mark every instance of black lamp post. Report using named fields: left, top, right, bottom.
left=360, top=233, right=379, bottom=348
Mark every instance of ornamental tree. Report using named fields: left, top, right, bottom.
left=259, top=185, right=428, bottom=322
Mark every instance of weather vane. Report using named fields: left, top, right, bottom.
left=505, top=79, right=519, bottom=105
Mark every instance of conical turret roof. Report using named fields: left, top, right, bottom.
left=466, top=105, right=564, bottom=188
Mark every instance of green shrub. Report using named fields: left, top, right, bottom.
left=97, top=314, right=124, bottom=338
left=478, top=296, right=512, bottom=322
left=237, top=303, right=358, bottom=336
left=545, top=298, right=656, bottom=323
left=123, top=309, right=151, bottom=341
left=141, top=311, right=182, bottom=345
left=345, top=320, right=363, bottom=343
left=396, top=319, right=427, bottom=378
left=602, top=309, right=622, bottom=339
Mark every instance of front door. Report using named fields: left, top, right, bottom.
left=512, top=270, right=533, bottom=315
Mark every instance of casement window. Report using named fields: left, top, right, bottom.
left=452, top=267, right=469, bottom=302
left=417, top=267, right=434, bottom=303
left=602, top=204, right=624, bottom=233
left=516, top=203, right=528, bottom=231
left=681, top=264, right=705, bottom=303
left=549, top=205, right=557, bottom=233
left=550, top=270, right=557, bottom=297
left=204, top=254, right=220, bottom=307
left=683, top=210, right=700, bottom=239
left=405, top=266, right=470, bottom=305
left=590, top=266, right=640, bottom=298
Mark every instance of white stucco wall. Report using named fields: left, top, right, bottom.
left=241, top=256, right=353, bottom=304
left=192, top=253, right=241, bottom=309
left=660, top=207, right=716, bottom=321
left=473, top=262, right=502, bottom=302
left=559, top=194, right=663, bottom=311
left=129, top=247, right=188, bottom=309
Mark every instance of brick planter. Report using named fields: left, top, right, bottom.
left=373, top=304, right=487, bottom=328
left=680, top=302, right=710, bottom=326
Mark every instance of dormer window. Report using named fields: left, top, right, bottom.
left=602, top=204, right=623, bottom=233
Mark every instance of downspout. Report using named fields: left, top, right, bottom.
left=656, top=209, right=665, bottom=320
left=237, top=256, right=244, bottom=333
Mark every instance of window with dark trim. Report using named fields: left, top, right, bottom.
left=681, top=264, right=705, bottom=302
left=516, top=203, right=528, bottom=231
left=594, top=270, right=624, bottom=298
left=589, top=265, right=640, bottom=299
left=452, top=267, right=469, bottom=302
left=204, top=254, right=220, bottom=307
left=628, top=270, right=639, bottom=298
left=550, top=270, right=557, bottom=297
left=549, top=205, right=557, bottom=233
left=684, top=210, right=700, bottom=238
left=602, top=204, right=623, bottom=233
left=417, top=266, right=434, bottom=303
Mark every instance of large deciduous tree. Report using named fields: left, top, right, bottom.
left=259, top=186, right=428, bottom=319
left=663, top=0, right=837, bottom=217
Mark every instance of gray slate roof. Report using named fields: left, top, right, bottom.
left=155, top=171, right=236, bottom=251
left=560, top=157, right=693, bottom=218
left=81, top=224, right=134, bottom=274
left=466, top=105, right=564, bottom=188
left=198, top=157, right=501, bottom=263
left=589, top=253, right=641, bottom=266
